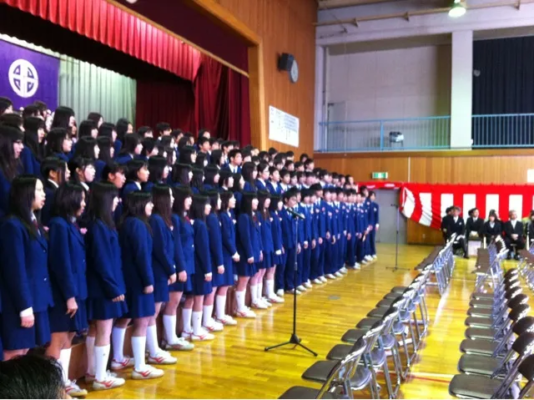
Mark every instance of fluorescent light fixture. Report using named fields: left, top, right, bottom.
left=449, top=0, right=466, bottom=17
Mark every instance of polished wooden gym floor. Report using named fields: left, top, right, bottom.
left=88, top=243, right=489, bottom=399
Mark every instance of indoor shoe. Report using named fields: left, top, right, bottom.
left=191, top=331, right=215, bottom=341
left=65, top=380, right=88, bottom=397
left=85, top=372, right=117, bottom=384
left=111, top=357, right=135, bottom=371
left=181, top=330, right=193, bottom=340
left=320, top=276, right=328, bottom=283
left=313, top=278, right=323, bottom=285
left=132, top=365, right=164, bottom=380
left=92, top=372, right=126, bottom=391
left=147, top=350, right=177, bottom=365
left=268, top=294, right=284, bottom=303
left=276, top=289, right=285, bottom=297
left=304, top=281, right=313, bottom=289
left=326, top=274, right=336, bottom=280
left=204, top=320, right=224, bottom=332
left=297, top=285, right=307, bottom=292
left=164, top=338, right=195, bottom=351
left=236, top=308, right=257, bottom=318
left=216, top=315, right=238, bottom=325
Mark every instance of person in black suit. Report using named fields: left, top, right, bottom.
left=503, top=210, right=525, bottom=260
left=482, top=211, right=502, bottom=245
left=527, top=210, right=534, bottom=247
left=466, top=208, right=484, bottom=243
left=446, top=206, right=468, bottom=259
left=441, top=206, right=454, bottom=243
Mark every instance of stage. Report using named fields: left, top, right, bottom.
left=87, top=243, right=492, bottom=399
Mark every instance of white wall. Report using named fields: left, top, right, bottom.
left=326, top=45, right=451, bottom=121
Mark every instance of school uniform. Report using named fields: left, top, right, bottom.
left=192, top=219, right=213, bottom=295
left=120, top=217, right=155, bottom=318
left=48, top=217, right=88, bottom=333
left=466, top=217, right=484, bottom=242
left=301, top=205, right=313, bottom=284
left=279, top=207, right=297, bottom=291
left=86, top=220, right=128, bottom=320
left=447, top=217, right=468, bottom=256
left=267, top=181, right=283, bottom=196
left=94, top=159, right=106, bottom=182
left=338, top=202, right=347, bottom=271
left=149, top=214, right=176, bottom=303
left=0, top=169, right=14, bottom=219
left=356, top=204, right=366, bottom=263
left=122, top=181, right=142, bottom=201
left=236, top=213, right=262, bottom=277
left=243, top=182, right=257, bottom=193
left=483, top=221, right=502, bottom=244
left=258, top=212, right=274, bottom=269
left=311, top=200, right=326, bottom=280
left=0, top=217, right=53, bottom=350
left=363, top=199, right=373, bottom=258
left=219, top=211, right=237, bottom=286
left=202, top=183, right=219, bottom=192
left=255, top=179, right=268, bottom=192
left=234, top=191, right=243, bottom=212
left=170, top=214, right=194, bottom=293
left=222, top=164, right=241, bottom=174
left=41, top=179, right=59, bottom=227
left=51, top=152, right=69, bottom=162
left=369, top=201, right=379, bottom=257
left=324, top=202, right=337, bottom=275
left=345, top=204, right=356, bottom=267
left=114, top=140, right=123, bottom=159
left=20, top=147, right=41, bottom=177
left=270, top=210, right=284, bottom=267
left=207, top=213, right=225, bottom=287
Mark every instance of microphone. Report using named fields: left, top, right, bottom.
left=287, top=208, right=305, bottom=219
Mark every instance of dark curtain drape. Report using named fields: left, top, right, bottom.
left=136, top=79, right=196, bottom=133
left=228, top=69, right=251, bottom=145
left=473, top=37, right=534, bottom=147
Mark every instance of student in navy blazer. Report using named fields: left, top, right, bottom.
left=189, top=194, right=215, bottom=341
left=122, top=160, right=150, bottom=211
left=279, top=189, right=299, bottom=294
left=44, top=183, right=89, bottom=395
left=232, top=173, right=245, bottom=212
left=217, top=191, right=239, bottom=325
left=102, top=162, right=126, bottom=227
left=21, top=116, right=45, bottom=177
left=368, top=191, right=379, bottom=258
left=41, top=157, right=69, bottom=227
left=266, top=195, right=284, bottom=303
left=255, top=162, right=270, bottom=192
left=163, top=187, right=196, bottom=347
left=256, top=191, right=274, bottom=309
left=267, top=167, right=283, bottom=196
left=147, top=187, right=179, bottom=363
left=115, top=134, right=143, bottom=166
left=84, top=182, right=127, bottom=390
left=98, top=122, right=122, bottom=162
left=242, top=162, right=257, bottom=193
left=0, top=176, right=52, bottom=361
left=144, top=156, right=169, bottom=194
left=203, top=191, right=225, bottom=332
left=235, top=192, right=262, bottom=319
left=45, top=128, right=73, bottom=162
left=0, top=125, right=24, bottom=219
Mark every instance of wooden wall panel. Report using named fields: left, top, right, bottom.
left=215, top=0, right=316, bottom=157
left=315, top=150, right=534, bottom=244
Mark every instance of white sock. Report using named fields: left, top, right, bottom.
left=85, top=336, right=96, bottom=376
left=192, top=311, right=203, bottom=335
left=95, top=345, right=110, bottom=382
left=250, top=285, right=258, bottom=304
left=202, top=305, right=213, bottom=327
left=259, top=282, right=264, bottom=298
left=266, top=280, right=274, bottom=297
left=59, top=348, right=72, bottom=385
left=163, top=315, right=178, bottom=344
left=236, top=290, right=246, bottom=312
left=146, top=325, right=160, bottom=358
left=216, top=295, right=227, bottom=319
left=111, top=327, right=126, bottom=362
left=132, top=336, right=146, bottom=371
left=182, top=308, right=192, bottom=333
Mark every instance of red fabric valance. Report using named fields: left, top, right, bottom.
left=0, top=0, right=201, bottom=82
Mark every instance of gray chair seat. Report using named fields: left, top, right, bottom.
left=465, top=316, right=497, bottom=328
left=341, top=329, right=367, bottom=343
left=381, top=334, right=396, bottom=350
left=467, top=307, right=499, bottom=318
left=392, top=321, right=406, bottom=335
left=349, top=367, right=374, bottom=390
left=326, top=344, right=352, bottom=361
left=279, top=386, right=336, bottom=399
left=460, top=339, right=501, bottom=356
left=471, top=293, right=501, bottom=301
left=470, top=299, right=498, bottom=309
left=356, top=318, right=379, bottom=330
left=391, top=286, right=408, bottom=294
left=303, top=361, right=374, bottom=390
left=368, top=348, right=387, bottom=366
left=465, top=327, right=499, bottom=340
left=367, top=307, right=389, bottom=319
left=448, top=374, right=503, bottom=398
left=458, top=354, right=503, bottom=376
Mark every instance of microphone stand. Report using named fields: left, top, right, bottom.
left=265, top=212, right=317, bottom=356
left=386, top=203, right=410, bottom=271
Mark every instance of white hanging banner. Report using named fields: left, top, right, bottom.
left=269, top=105, right=299, bottom=148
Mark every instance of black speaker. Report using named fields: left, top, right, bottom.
left=278, top=53, right=294, bottom=71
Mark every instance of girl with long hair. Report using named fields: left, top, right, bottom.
left=98, top=123, right=122, bottom=157
left=84, top=182, right=127, bottom=390
left=231, top=173, right=244, bottom=211
left=115, top=118, right=133, bottom=145
left=241, top=162, right=257, bottom=193
left=116, top=134, right=143, bottom=165
left=0, top=125, right=24, bottom=217
left=0, top=176, right=52, bottom=361
left=191, top=168, right=204, bottom=194
left=21, top=116, right=46, bottom=175
left=203, top=166, right=220, bottom=192
left=122, top=160, right=150, bottom=205
left=45, top=183, right=88, bottom=397
left=78, top=120, right=98, bottom=139
left=145, top=156, right=169, bottom=193
left=255, top=162, right=270, bottom=192
left=45, top=128, right=72, bottom=162
left=172, top=163, right=192, bottom=188
left=40, top=157, right=70, bottom=226
left=266, top=195, right=284, bottom=303
left=254, top=191, right=274, bottom=308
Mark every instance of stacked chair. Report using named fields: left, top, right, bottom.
left=517, top=240, right=534, bottom=290
left=279, top=247, right=444, bottom=399
left=449, top=241, right=534, bottom=398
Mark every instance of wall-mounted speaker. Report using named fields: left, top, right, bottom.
left=278, top=53, right=294, bottom=71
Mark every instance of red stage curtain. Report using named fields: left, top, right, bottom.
left=227, top=69, right=251, bottom=145
left=0, top=0, right=201, bottom=82
left=136, top=79, right=196, bottom=134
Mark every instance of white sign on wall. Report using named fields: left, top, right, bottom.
left=269, top=105, right=299, bottom=148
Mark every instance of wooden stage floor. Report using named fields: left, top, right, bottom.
left=88, top=243, right=490, bottom=399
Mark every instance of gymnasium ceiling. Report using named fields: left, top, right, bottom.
left=318, top=0, right=450, bottom=10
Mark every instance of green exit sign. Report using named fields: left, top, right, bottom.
left=372, top=172, right=388, bottom=179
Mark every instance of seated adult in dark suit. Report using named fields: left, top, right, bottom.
left=527, top=210, right=534, bottom=247
left=466, top=207, right=484, bottom=242
left=483, top=211, right=502, bottom=246
left=504, top=210, right=525, bottom=260
left=446, top=206, right=468, bottom=259
left=441, top=206, right=454, bottom=243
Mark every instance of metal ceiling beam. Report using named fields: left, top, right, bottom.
left=318, top=0, right=395, bottom=10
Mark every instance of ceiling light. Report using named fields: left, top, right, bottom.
left=449, top=0, right=466, bottom=17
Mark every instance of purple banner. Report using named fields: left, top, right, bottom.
left=0, top=40, right=59, bottom=110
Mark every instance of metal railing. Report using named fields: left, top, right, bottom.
left=472, top=114, right=534, bottom=148
left=317, top=116, right=451, bottom=152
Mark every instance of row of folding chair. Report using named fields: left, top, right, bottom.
left=416, top=237, right=455, bottom=296
left=279, top=260, right=435, bottom=399
left=449, top=250, right=534, bottom=398
left=517, top=240, right=534, bottom=291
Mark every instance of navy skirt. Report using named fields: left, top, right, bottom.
left=87, top=298, right=128, bottom=321
left=192, top=272, right=213, bottom=296
left=217, top=256, right=235, bottom=287
left=154, top=280, right=170, bottom=303
left=273, top=250, right=283, bottom=267
left=49, top=298, right=88, bottom=333
left=261, top=251, right=274, bottom=269
left=169, top=273, right=193, bottom=294
left=1, top=310, right=51, bottom=350
left=126, top=292, right=156, bottom=318
left=236, top=259, right=257, bottom=277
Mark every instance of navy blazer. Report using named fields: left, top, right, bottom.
left=280, top=207, right=297, bottom=249
left=94, top=159, right=106, bottom=182
left=113, top=140, right=123, bottom=159
left=267, top=181, right=283, bottom=196
left=48, top=217, right=87, bottom=303
left=222, top=164, right=241, bottom=174
left=171, top=215, right=188, bottom=274
left=0, top=217, right=52, bottom=314
left=0, top=169, right=12, bottom=219
left=236, top=213, right=262, bottom=261
left=255, top=179, right=268, bottom=192
left=51, top=152, right=69, bottom=162
left=173, top=214, right=194, bottom=275
left=149, top=214, right=176, bottom=282
left=317, top=200, right=327, bottom=239
left=20, top=147, right=41, bottom=177
left=41, top=180, right=58, bottom=227
left=207, top=213, right=224, bottom=268
left=115, top=153, right=134, bottom=166
left=122, top=181, right=141, bottom=202
left=193, top=220, right=212, bottom=275
left=220, top=211, right=237, bottom=263
left=258, top=212, right=274, bottom=253
left=120, top=217, right=154, bottom=293
left=86, top=220, right=125, bottom=299
left=243, top=182, right=257, bottom=193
